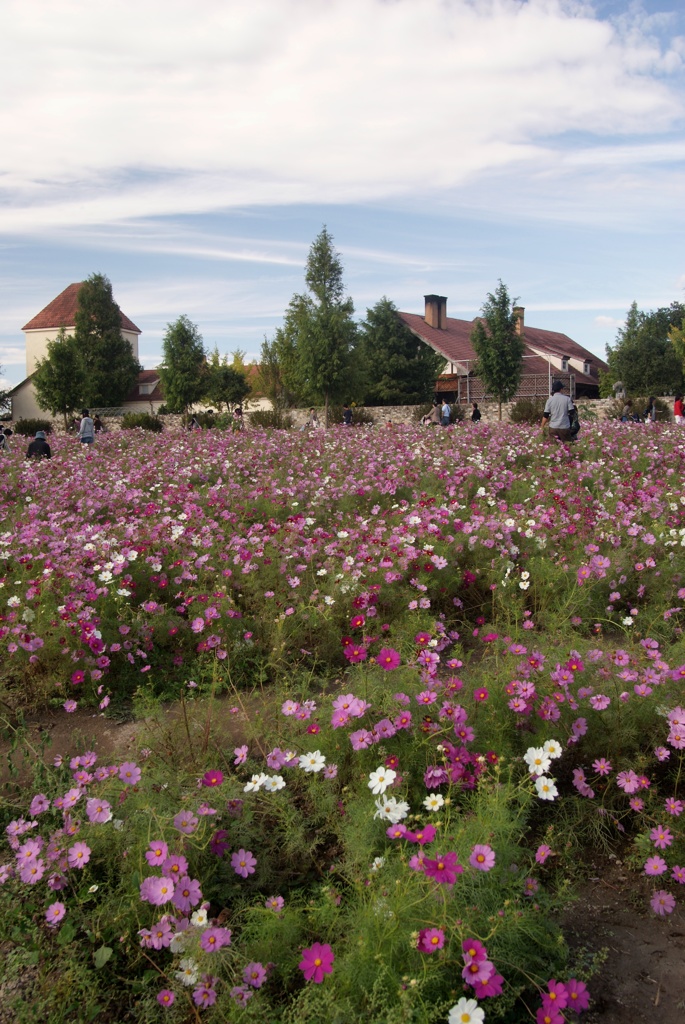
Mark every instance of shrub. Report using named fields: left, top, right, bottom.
left=194, top=411, right=217, bottom=429
left=329, top=404, right=376, bottom=426
left=249, top=409, right=294, bottom=430
left=120, top=412, right=163, bottom=432
left=509, top=398, right=546, bottom=424
left=13, top=417, right=53, bottom=436
left=156, top=403, right=169, bottom=415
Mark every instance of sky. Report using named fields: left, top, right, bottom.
left=1, top=0, right=684, bottom=389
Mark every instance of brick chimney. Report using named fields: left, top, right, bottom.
left=513, top=306, right=525, bottom=336
left=424, top=294, right=447, bottom=329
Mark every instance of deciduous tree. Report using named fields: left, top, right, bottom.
left=158, top=316, right=207, bottom=421
left=605, top=301, right=685, bottom=396
left=204, top=346, right=250, bottom=411
left=33, top=328, right=86, bottom=430
left=470, top=281, right=524, bottom=420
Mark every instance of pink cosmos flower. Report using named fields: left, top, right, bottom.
left=157, top=990, right=175, bottom=1008
left=343, top=644, right=367, bottom=663
left=173, top=811, right=199, bottom=835
left=145, top=841, right=169, bottom=866
left=67, top=842, right=91, bottom=869
left=591, top=758, right=612, bottom=776
left=665, top=798, right=684, bottom=816
left=405, top=824, right=436, bottom=845
left=118, top=762, right=141, bottom=785
left=543, top=980, right=568, bottom=1010
left=376, top=647, right=400, bottom=670
left=417, top=927, right=445, bottom=953
left=265, top=895, right=284, bottom=912
left=85, top=798, right=112, bottom=824
left=200, top=927, right=232, bottom=951
left=233, top=745, right=248, bottom=764
left=29, top=794, right=50, bottom=817
left=462, top=938, right=487, bottom=963
left=140, top=875, right=175, bottom=905
left=172, top=876, right=203, bottom=912
left=299, top=942, right=334, bottom=983
left=535, top=844, right=552, bottom=864
left=45, top=901, right=66, bottom=926
left=651, top=889, right=676, bottom=915
left=20, top=860, right=46, bottom=884
left=650, top=826, right=673, bottom=850
left=162, top=854, right=188, bottom=878
left=231, top=848, right=257, bottom=878
left=644, top=856, right=668, bottom=876
left=193, top=984, right=217, bottom=1007
left=536, top=1008, right=564, bottom=1024
left=565, top=978, right=590, bottom=1011
left=469, top=844, right=495, bottom=871
left=63, top=701, right=78, bottom=713
left=243, top=961, right=267, bottom=988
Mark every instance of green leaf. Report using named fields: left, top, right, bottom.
left=93, top=945, right=113, bottom=969
left=56, top=922, right=77, bottom=946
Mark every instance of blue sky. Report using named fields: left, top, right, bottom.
left=1, top=0, right=684, bottom=388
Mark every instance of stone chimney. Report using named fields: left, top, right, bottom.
left=513, top=306, right=525, bottom=336
left=424, top=294, right=447, bottom=330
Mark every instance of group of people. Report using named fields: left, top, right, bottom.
left=620, top=398, right=658, bottom=424
left=18, top=410, right=101, bottom=460
left=421, top=400, right=482, bottom=426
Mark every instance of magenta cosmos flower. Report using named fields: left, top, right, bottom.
left=243, top=961, right=267, bottom=988
left=469, top=844, right=495, bottom=871
left=375, top=647, right=401, bottom=670
left=417, top=927, right=445, bottom=953
left=202, top=769, right=224, bottom=787
left=231, top=849, right=257, bottom=878
left=173, top=811, right=199, bottom=835
left=299, top=942, right=334, bottom=983
left=423, top=851, right=463, bottom=885
left=172, top=876, right=203, bottom=912
left=157, top=990, right=175, bottom=1008
left=644, top=856, right=668, bottom=876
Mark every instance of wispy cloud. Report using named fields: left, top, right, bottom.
left=0, top=0, right=682, bottom=233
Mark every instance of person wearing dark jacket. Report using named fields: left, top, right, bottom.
left=26, top=430, right=51, bottom=460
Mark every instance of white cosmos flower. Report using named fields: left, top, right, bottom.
left=448, top=996, right=485, bottom=1024
left=542, top=739, right=562, bottom=760
left=374, top=796, right=409, bottom=823
left=244, top=773, right=269, bottom=792
left=370, top=856, right=385, bottom=872
left=368, top=767, right=396, bottom=795
left=535, top=776, right=558, bottom=801
left=423, top=793, right=445, bottom=812
left=299, top=750, right=326, bottom=773
left=263, top=775, right=286, bottom=792
left=175, top=958, right=199, bottom=986
left=190, top=909, right=208, bottom=927
left=524, top=747, right=552, bottom=776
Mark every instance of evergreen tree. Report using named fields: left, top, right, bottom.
left=605, top=301, right=685, bottom=395
left=470, top=281, right=524, bottom=420
left=358, top=297, right=444, bottom=405
left=276, top=227, right=357, bottom=425
left=74, top=273, right=141, bottom=407
left=33, top=328, right=86, bottom=430
left=158, top=316, right=207, bottom=421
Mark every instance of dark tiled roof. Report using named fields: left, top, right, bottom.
left=398, top=311, right=607, bottom=388
left=123, top=370, right=164, bottom=404
left=22, top=283, right=141, bottom=334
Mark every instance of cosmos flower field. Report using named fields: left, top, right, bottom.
left=1, top=421, right=684, bottom=1023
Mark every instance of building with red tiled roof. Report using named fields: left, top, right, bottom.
left=399, top=295, right=608, bottom=402
left=22, top=282, right=141, bottom=378
left=10, top=283, right=144, bottom=423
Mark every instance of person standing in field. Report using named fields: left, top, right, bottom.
left=441, top=399, right=451, bottom=426
left=541, top=380, right=575, bottom=442
left=471, top=402, right=481, bottom=423
left=77, top=409, right=95, bottom=445
left=674, top=395, right=683, bottom=425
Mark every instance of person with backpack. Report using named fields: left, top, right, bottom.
left=541, top=380, right=576, bottom=442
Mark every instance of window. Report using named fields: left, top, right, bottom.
left=139, top=382, right=156, bottom=395
left=583, top=361, right=591, bottom=375
left=561, top=357, right=569, bottom=372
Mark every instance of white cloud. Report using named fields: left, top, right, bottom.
left=595, top=315, right=625, bottom=329
left=0, top=0, right=682, bottom=232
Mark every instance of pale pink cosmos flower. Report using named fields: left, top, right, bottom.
left=644, top=856, right=668, bottom=876
left=45, top=902, right=66, bottom=926
left=67, top=842, right=91, bottom=869
left=231, top=849, right=257, bottom=878
left=118, top=762, right=141, bottom=785
left=469, top=844, right=495, bottom=871
left=86, top=798, right=112, bottom=824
